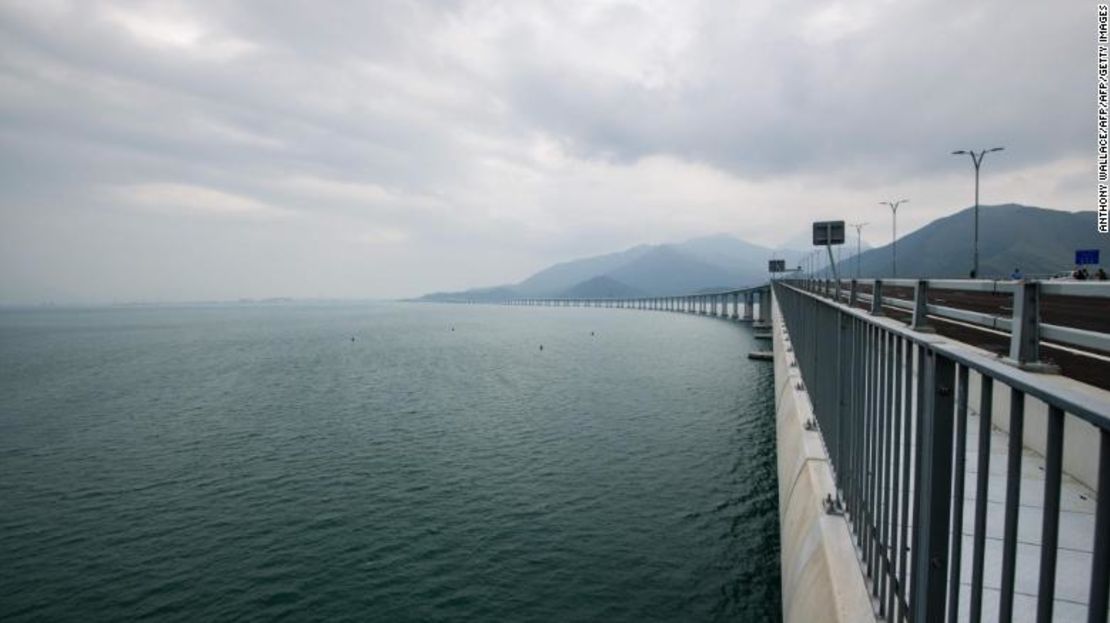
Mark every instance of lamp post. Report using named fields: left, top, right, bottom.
left=851, top=222, right=868, bottom=278
left=879, top=200, right=908, bottom=277
left=952, top=147, right=1004, bottom=278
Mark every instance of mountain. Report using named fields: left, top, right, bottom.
left=674, top=234, right=775, bottom=268
left=417, top=234, right=779, bottom=301
left=844, top=205, right=1104, bottom=279
left=605, top=245, right=751, bottom=295
left=514, top=245, right=654, bottom=296
left=416, top=204, right=1100, bottom=301
left=558, top=276, right=646, bottom=299
left=417, top=285, right=519, bottom=302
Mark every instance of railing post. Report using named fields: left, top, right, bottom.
left=911, top=279, right=932, bottom=331
left=758, top=287, right=771, bottom=325
left=1008, top=280, right=1053, bottom=371
left=910, top=350, right=956, bottom=622
left=870, top=279, right=884, bottom=316
left=849, top=279, right=858, bottom=307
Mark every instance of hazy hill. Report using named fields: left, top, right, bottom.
left=558, top=275, right=646, bottom=299
left=605, top=245, right=754, bottom=295
left=418, top=285, right=519, bottom=302
left=673, top=234, right=773, bottom=269
left=420, top=234, right=777, bottom=301
left=417, top=204, right=1101, bottom=301
left=845, top=205, right=1104, bottom=279
left=514, top=245, right=653, bottom=296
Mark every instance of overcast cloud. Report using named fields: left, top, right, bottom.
left=0, top=0, right=1092, bottom=302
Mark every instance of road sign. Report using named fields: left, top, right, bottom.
left=813, top=221, right=846, bottom=246
left=769, top=259, right=786, bottom=273
left=1076, top=249, right=1100, bottom=265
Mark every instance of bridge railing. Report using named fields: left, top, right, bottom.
left=774, top=280, right=1110, bottom=622
left=786, top=277, right=1110, bottom=367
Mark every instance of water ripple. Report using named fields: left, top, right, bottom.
left=1, top=303, right=780, bottom=622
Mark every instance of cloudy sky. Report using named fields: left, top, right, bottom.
left=0, top=1, right=1091, bottom=302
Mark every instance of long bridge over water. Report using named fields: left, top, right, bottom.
left=440, top=277, right=1110, bottom=623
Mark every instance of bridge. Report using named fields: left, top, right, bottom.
left=441, top=278, right=1110, bottom=623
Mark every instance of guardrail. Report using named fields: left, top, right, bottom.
left=787, top=277, right=1110, bottom=367
left=774, top=280, right=1110, bottom=622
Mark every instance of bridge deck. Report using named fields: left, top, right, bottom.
left=954, top=410, right=1099, bottom=622
left=874, top=407, right=1103, bottom=622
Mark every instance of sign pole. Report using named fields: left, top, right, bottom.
left=826, top=243, right=840, bottom=285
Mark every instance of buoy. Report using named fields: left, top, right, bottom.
left=539, top=345, right=544, bottom=351
left=350, top=337, right=355, bottom=342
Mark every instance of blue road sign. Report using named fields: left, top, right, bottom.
left=1075, top=249, right=1100, bottom=265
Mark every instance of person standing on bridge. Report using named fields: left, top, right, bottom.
left=1010, top=267, right=1023, bottom=280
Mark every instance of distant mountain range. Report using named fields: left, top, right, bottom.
left=417, top=204, right=1105, bottom=301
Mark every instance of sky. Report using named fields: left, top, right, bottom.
left=0, top=1, right=1093, bottom=303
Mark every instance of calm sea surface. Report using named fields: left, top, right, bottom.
left=0, top=302, right=780, bottom=622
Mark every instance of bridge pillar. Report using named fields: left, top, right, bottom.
left=743, top=292, right=754, bottom=321
left=731, top=292, right=739, bottom=319
left=756, top=288, right=771, bottom=326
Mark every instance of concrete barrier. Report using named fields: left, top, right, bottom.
left=772, top=293, right=876, bottom=623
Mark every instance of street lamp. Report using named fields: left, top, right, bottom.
left=850, top=222, right=868, bottom=278
left=879, top=200, right=908, bottom=277
left=952, top=147, right=1004, bottom=278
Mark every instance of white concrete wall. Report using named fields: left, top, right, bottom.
left=772, top=295, right=876, bottom=623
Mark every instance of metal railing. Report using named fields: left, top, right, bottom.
left=790, top=277, right=1110, bottom=365
left=774, top=280, right=1110, bottom=623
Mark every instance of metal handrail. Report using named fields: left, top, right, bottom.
left=774, top=281, right=1110, bottom=623
left=788, top=277, right=1110, bottom=363
left=783, top=282, right=1110, bottom=429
